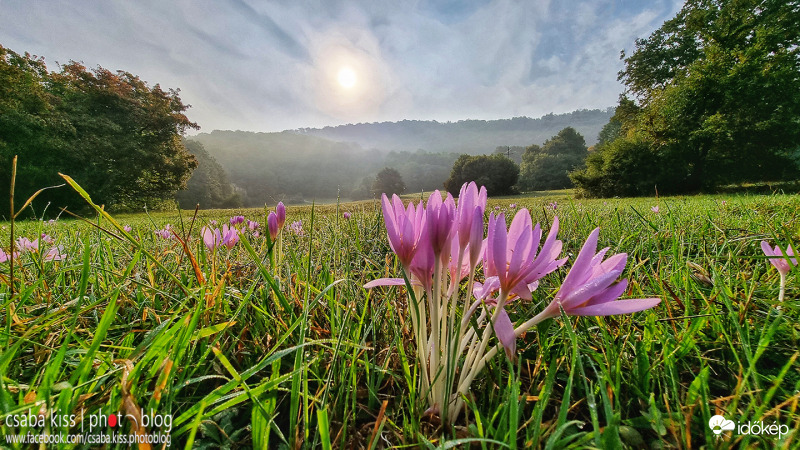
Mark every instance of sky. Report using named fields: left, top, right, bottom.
left=0, top=0, right=683, bottom=133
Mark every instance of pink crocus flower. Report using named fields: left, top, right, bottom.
left=155, top=225, right=172, bottom=239
left=343, top=211, right=352, bottom=220
left=761, top=241, right=796, bottom=277
left=426, top=190, right=456, bottom=258
left=201, top=226, right=221, bottom=251
left=229, top=215, right=245, bottom=225
left=247, top=220, right=259, bottom=231
left=484, top=210, right=566, bottom=300
left=289, top=220, right=304, bottom=236
left=381, top=194, right=426, bottom=268
left=0, top=248, right=19, bottom=263
left=548, top=201, right=558, bottom=210
left=123, top=225, right=133, bottom=233
left=43, top=246, right=66, bottom=262
left=41, top=233, right=55, bottom=245
left=268, top=212, right=279, bottom=240
left=761, top=241, right=796, bottom=302
left=221, top=224, right=239, bottom=249
left=531, top=228, right=661, bottom=322
left=276, top=202, right=286, bottom=229
left=456, top=182, right=487, bottom=266
left=651, top=206, right=660, bottom=213
left=16, top=237, right=38, bottom=252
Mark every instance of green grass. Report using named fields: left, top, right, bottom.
left=1, top=189, right=799, bottom=448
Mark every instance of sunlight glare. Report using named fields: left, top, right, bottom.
left=337, top=67, right=357, bottom=89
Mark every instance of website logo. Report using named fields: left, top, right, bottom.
left=708, top=414, right=788, bottom=439
left=708, top=415, right=735, bottom=435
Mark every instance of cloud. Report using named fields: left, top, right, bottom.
left=0, top=0, right=680, bottom=132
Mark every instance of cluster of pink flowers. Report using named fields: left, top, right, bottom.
left=200, top=202, right=286, bottom=251
left=0, top=235, right=66, bottom=262
left=366, top=182, right=660, bottom=423
left=154, top=224, right=173, bottom=239
left=267, top=202, right=286, bottom=240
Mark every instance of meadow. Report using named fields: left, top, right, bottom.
left=1, top=183, right=798, bottom=449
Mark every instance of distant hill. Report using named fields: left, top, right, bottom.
left=189, top=108, right=614, bottom=206
left=294, top=108, right=614, bottom=154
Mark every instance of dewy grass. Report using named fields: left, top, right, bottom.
left=0, top=173, right=798, bottom=448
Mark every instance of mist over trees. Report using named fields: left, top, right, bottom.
left=0, top=44, right=197, bottom=214
left=571, top=0, right=800, bottom=197
left=297, top=109, right=613, bottom=154
left=176, top=140, right=242, bottom=209
left=191, top=110, right=612, bottom=206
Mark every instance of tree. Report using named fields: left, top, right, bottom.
left=444, top=154, right=518, bottom=196
left=518, top=127, right=587, bottom=191
left=372, top=167, right=406, bottom=196
left=0, top=44, right=198, bottom=214
left=573, top=0, right=800, bottom=197
left=176, top=140, right=242, bottom=209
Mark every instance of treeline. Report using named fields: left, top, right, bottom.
left=188, top=131, right=462, bottom=206
left=0, top=44, right=197, bottom=215
left=297, top=109, right=612, bottom=154
left=571, top=0, right=800, bottom=196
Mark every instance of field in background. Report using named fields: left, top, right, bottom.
left=1, top=190, right=799, bottom=448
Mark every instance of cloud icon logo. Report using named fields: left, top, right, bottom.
left=708, top=415, right=735, bottom=435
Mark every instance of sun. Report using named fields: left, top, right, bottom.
left=337, top=67, right=357, bottom=89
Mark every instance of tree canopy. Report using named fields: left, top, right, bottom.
left=372, top=167, right=406, bottom=196
left=444, top=154, right=519, bottom=196
left=572, top=0, right=800, bottom=197
left=0, top=44, right=198, bottom=214
left=518, top=127, right=587, bottom=191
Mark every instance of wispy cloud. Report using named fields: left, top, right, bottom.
left=0, top=0, right=681, bottom=132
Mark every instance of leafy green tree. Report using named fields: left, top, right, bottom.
left=372, top=167, right=406, bottom=196
left=574, top=0, right=800, bottom=197
left=444, top=154, right=518, bottom=196
left=176, top=140, right=242, bottom=209
left=518, top=127, right=587, bottom=191
left=0, top=45, right=198, bottom=214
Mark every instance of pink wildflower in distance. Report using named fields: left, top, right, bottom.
left=549, top=201, right=558, bottom=210
left=123, top=225, right=133, bottom=233
left=43, top=246, right=66, bottom=262
left=0, top=248, right=19, bottom=263
left=289, top=220, right=304, bottom=236
left=16, top=237, right=38, bottom=252
left=221, top=224, right=239, bottom=249
left=230, top=215, right=245, bottom=226
left=761, top=241, right=796, bottom=302
left=155, top=225, right=172, bottom=239
left=247, top=220, right=259, bottom=231
left=201, top=226, right=221, bottom=250
left=41, top=233, right=55, bottom=245
left=651, top=206, right=660, bottom=213
left=343, top=211, right=352, bottom=220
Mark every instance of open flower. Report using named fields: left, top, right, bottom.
left=651, top=206, right=660, bottom=213
left=289, top=220, right=304, bottom=236
left=761, top=241, right=796, bottom=302
left=0, top=248, right=19, bottom=263
left=531, top=228, right=660, bottom=321
left=43, top=246, right=66, bottom=262
left=761, top=241, right=796, bottom=277
left=221, top=224, right=239, bottom=249
left=155, top=225, right=172, bottom=239
left=16, top=237, right=38, bottom=252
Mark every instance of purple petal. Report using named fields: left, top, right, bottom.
left=494, top=308, right=517, bottom=360
left=364, top=278, right=407, bottom=289
left=568, top=298, right=661, bottom=316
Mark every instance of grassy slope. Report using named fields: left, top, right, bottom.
left=1, top=190, right=798, bottom=448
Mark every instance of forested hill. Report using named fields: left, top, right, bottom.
left=189, top=108, right=614, bottom=206
left=294, top=109, right=613, bottom=154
